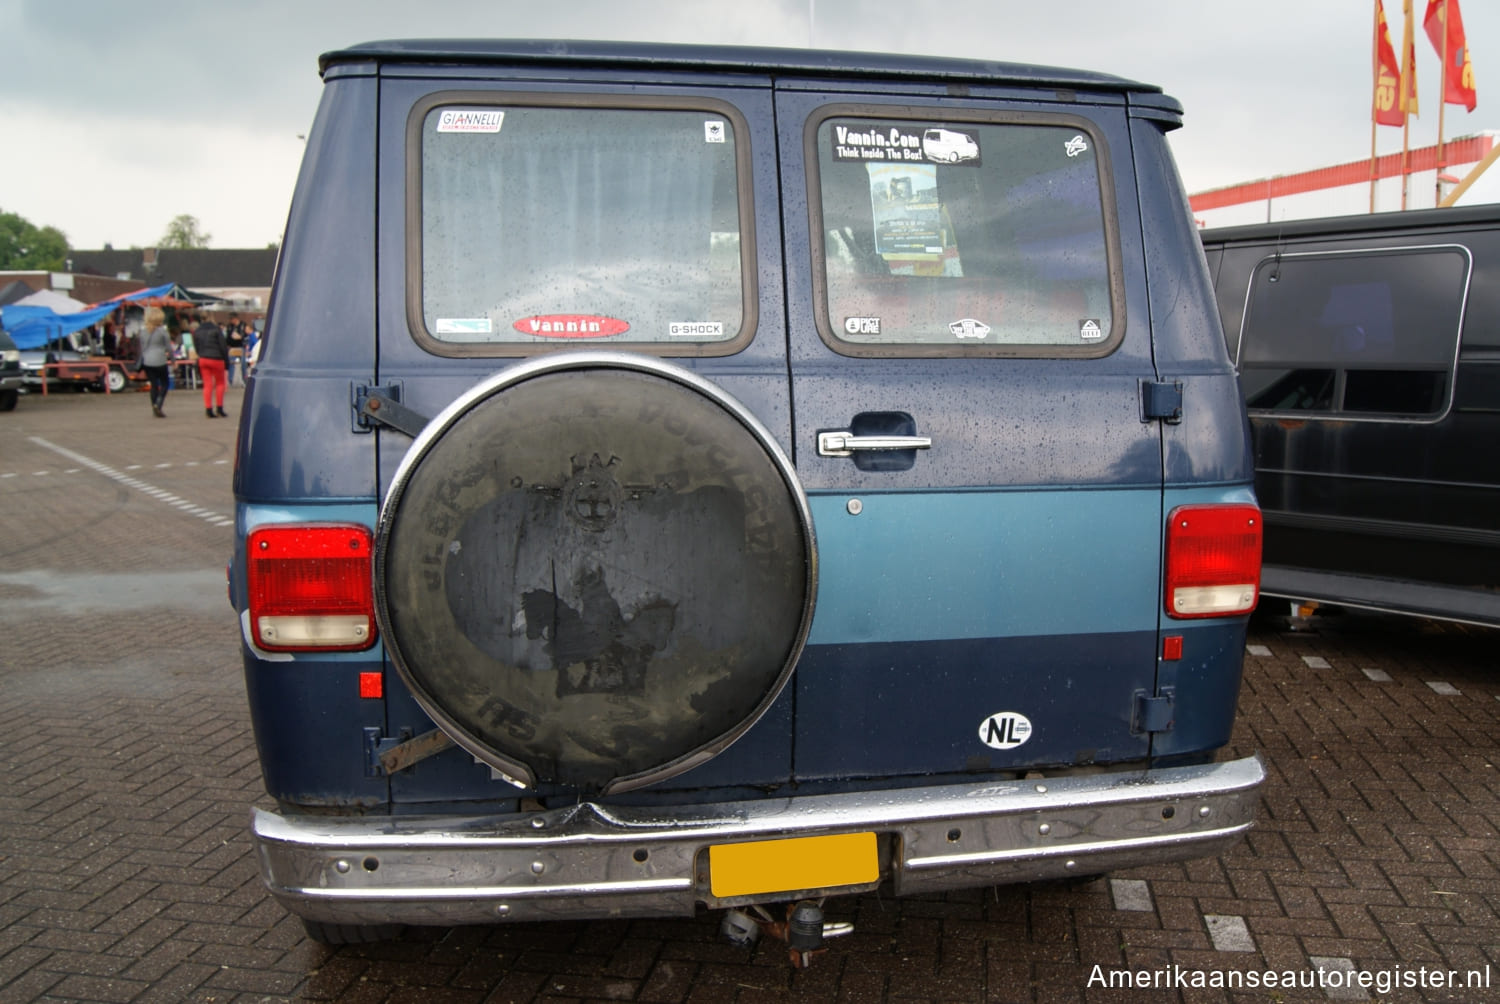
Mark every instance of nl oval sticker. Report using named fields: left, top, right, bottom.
left=514, top=314, right=630, bottom=339
left=978, top=711, right=1033, bottom=750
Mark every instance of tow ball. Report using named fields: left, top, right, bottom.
left=719, top=900, right=854, bottom=968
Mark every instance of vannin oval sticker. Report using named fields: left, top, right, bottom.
left=978, top=711, right=1033, bottom=750
left=514, top=314, right=631, bottom=338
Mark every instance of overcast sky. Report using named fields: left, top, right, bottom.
left=3, top=0, right=1496, bottom=250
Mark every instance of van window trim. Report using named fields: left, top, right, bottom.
left=404, top=89, right=760, bottom=359
left=1233, top=243, right=1472, bottom=425
left=803, top=102, right=1127, bottom=359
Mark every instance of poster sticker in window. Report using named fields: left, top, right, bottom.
left=436, top=109, right=506, bottom=134
left=513, top=314, right=631, bottom=338
left=435, top=318, right=493, bottom=334
left=868, top=164, right=944, bottom=259
left=831, top=123, right=981, bottom=166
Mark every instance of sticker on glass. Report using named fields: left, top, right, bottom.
left=1064, top=134, right=1090, bottom=158
left=668, top=321, right=724, bottom=337
left=435, top=318, right=493, bottom=334
left=513, top=314, right=630, bottom=338
left=978, top=711, right=1033, bottom=750
left=844, top=316, right=882, bottom=336
left=1079, top=319, right=1103, bottom=341
left=436, top=109, right=505, bottom=134
left=831, top=123, right=981, bottom=166
left=949, top=318, right=991, bottom=340
left=704, top=120, right=727, bottom=143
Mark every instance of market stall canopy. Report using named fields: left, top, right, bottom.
left=1, top=283, right=175, bottom=350
left=14, top=289, right=89, bottom=313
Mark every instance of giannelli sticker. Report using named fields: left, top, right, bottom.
left=513, top=314, right=631, bottom=338
left=978, top=711, right=1033, bottom=750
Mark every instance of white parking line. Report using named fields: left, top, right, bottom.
left=26, top=436, right=234, bottom=530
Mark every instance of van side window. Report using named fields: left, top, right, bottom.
left=410, top=96, right=753, bottom=354
left=1238, top=247, right=1468, bottom=418
left=808, top=110, right=1121, bottom=356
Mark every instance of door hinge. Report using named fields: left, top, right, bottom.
left=352, top=381, right=428, bottom=437
left=1140, top=380, right=1183, bottom=424
left=363, top=726, right=456, bottom=776
left=1132, top=689, right=1176, bottom=734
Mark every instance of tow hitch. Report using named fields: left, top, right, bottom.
left=719, top=901, right=854, bottom=968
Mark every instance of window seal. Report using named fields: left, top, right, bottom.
left=802, top=102, right=1126, bottom=359
left=404, top=89, right=759, bottom=358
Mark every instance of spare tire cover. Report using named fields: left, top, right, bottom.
left=376, top=354, right=815, bottom=794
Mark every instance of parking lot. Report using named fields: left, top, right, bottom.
left=1, top=387, right=1498, bottom=1003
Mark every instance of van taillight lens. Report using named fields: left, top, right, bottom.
left=1165, top=504, right=1262, bottom=619
left=247, top=524, right=376, bottom=651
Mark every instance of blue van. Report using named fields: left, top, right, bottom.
left=230, top=40, right=1265, bottom=951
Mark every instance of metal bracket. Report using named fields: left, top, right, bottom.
left=1140, top=380, right=1184, bottom=425
left=1132, top=688, right=1176, bottom=734
left=363, top=727, right=456, bottom=775
left=352, top=382, right=429, bottom=438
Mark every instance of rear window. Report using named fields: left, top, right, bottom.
left=409, top=94, right=753, bottom=355
left=809, top=108, right=1121, bottom=356
left=1237, top=246, right=1469, bottom=419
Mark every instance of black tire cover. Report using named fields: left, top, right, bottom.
left=376, top=354, right=816, bottom=794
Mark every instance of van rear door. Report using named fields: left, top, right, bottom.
left=775, top=85, right=1164, bottom=778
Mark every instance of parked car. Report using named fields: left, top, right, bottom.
left=19, top=339, right=134, bottom=394
left=0, top=329, right=22, bottom=411
left=232, top=39, right=1265, bottom=953
left=1201, top=204, right=1500, bottom=628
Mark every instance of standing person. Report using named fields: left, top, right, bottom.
left=139, top=307, right=173, bottom=418
left=194, top=314, right=230, bottom=418
left=224, top=312, right=247, bottom=386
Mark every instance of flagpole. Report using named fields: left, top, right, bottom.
left=1371, top=0, right=1381, bottom=212
left=1436, top=0, right=1449, bottom=206
left=1400, top=0, right=1414, bottom=210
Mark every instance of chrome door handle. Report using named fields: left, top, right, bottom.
left=817, top=431, right=933, bottom=457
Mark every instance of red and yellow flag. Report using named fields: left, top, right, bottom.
left=1374, top=2, right=1406, bottom=125
left=1399, top=0, right=1421, bottom=117
left=1423, top=0, right=1478, bottom=111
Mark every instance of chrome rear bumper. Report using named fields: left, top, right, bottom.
left=253, top=754, right=1265, bottom=927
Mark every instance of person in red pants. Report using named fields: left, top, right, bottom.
left=193, top=314, right=230, bottom=418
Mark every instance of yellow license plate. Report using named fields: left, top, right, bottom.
left=709, top=832, right=879, bottom=898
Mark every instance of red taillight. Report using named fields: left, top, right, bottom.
left=246, top=524, right=376, bottom=651
left=1164, top=504, right=1262, bottom=619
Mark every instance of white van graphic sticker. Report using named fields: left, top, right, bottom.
left=1064, top=134, right=1089, bottom=157
left=514, top=314, right=630, bottom=338
left=832, top=123, right=981, bottom=166
left=436, top=109, right=505, bottom=134
left=949, top=318, right=991, bottom=339
left=979, top=712, right=1033, bottom=750
left=1079, top=319, right=1103, bottom=341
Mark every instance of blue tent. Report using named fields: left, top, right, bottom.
left=1, top=283, right=175, bottom=350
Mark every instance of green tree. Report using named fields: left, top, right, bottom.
left=0, top=209, right=70, bottom=270
left=158, top=214, right=211, bottom=249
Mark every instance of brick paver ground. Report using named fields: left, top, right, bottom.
left=2, top=388, right=1497, bottom=1002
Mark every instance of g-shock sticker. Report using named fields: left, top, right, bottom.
left=668, top=321, right=724, bottom=337
left=978, top=711, right=1033, bottom=750
left=436, top=109, right=505, bottom=134
left=513, top=314, right=630, bottom=338
left=949, top=318, right=991, bottom=340
left=1079, top=319, right=1103, bottom=341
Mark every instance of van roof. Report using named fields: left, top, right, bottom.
left=321, top=38, right=1170, bottom=104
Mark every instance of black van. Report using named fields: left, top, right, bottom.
left=1202, top=204, right=1500, bottom=628
left=231, top=39, right=1265, bottom=950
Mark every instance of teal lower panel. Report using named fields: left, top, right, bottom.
left=805, top=487, right=1162, bottom=646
